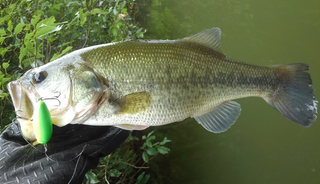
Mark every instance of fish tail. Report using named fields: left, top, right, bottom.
left=264, top=63, right=318, bottom=126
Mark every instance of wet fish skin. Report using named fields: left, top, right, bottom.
left=82, top=40, right=281, bottom=125
left=7, top=27, right=317, bottom=142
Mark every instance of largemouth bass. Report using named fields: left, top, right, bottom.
left=8, top=28, right=317, bottom=142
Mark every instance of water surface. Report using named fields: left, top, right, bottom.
left=137, top=0, right=320, bottom=183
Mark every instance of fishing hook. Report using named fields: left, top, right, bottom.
left=38, top=91, right=61, bottom=106
left=15, top=110, right=33, bottom=121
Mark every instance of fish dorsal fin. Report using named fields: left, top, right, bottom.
left=193, top=101, right=241, bottom=133
left=116, top=92, right=152, bottom=114
left=183, top=27, right=222, bottom=52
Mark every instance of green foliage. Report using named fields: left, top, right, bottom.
left=0, top=0, right=145, bottom=131
left=136, top=172, right=150, bottom=184
left=83, top=130, right=171, bottom=184
left=141, top=0, right=179, bottom=39
left=85, top=171, right=100, bottom=184
left=1, top=1, right=165, bottom=183
left=140, top=130, right=171, bottom=163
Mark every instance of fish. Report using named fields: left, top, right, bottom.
left=8, top=27, right=318, bottom=142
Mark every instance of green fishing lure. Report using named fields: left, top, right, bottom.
left=33, top=99, right=53, bottom=145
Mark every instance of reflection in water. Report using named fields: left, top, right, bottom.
left=137, top=0, right=320, bottom=183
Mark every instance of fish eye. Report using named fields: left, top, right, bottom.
left=32, top=71, right=48, bottom=84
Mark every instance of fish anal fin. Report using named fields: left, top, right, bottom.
left=115, top=124, right=149, bottom=130
left=116, top=92, right=152, bottom=114
left=183, top=27, right=224, bottom=54
left=193, top=101, right=241, bottom=133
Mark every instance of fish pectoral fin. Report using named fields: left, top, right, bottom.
left=116, top=92, right=152, bottom=114
left=115, top=124, right=149, bottom=130
left=183, top=27, right=225, bottom=54
left=193, top=101, right=241, bottom=133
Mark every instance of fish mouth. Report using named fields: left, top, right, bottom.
left=8, top=81, right=37, bottom=122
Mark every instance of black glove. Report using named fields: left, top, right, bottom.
left=0, top=120, right=129, bottom=184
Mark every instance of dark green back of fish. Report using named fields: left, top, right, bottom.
left=81, top=40, right=280, bottom=100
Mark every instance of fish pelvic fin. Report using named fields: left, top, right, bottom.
left=193, top=101, right=241, bottom=133
left=265, top=63, right=318, bottom=127
left=115, top=124, right=149, bottom=130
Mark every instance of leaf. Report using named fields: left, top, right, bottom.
left=1, top=78, right=11, bottom=84
left=0, top=47, right=9, bottom=57
left=116, top=162, right=127, bottom=170
left=91, top=8, right=109, bottom=15
left=20, top=16, right=25, bottom=24
left=137, top=31, right=144, bottom=39
left=147, top=130, right=154, bottom=138
left=24, top=24, right=30, bottom=31
left=14, top=23, right=25, bottom=35
left=49, top=46, right=72, bottom=61
left=160, top=137, right=172, bottom=145
left=157, top=146, right=170, bottom=154
left=19, top=46, right=27, bottom=65
left=37, top=16, right=56, bottom=28
left=125, top=15, right=132, bottom=20
left=0, top=37, right=6, bottom=44
left=146, top=140, right=152, bottom=147
left=60, top=46, right=72, bottom=56
left=21, top=58, right=32, bottom=68
left=13, top=71, right=22, bottom=80
left=137, top=172, right=145, bottom=181
left=85, top=171, right=100, bottom=183
left=108, top=7, right=113, bottom=13
left=31, top=14, right=41, bottom=26
left=25, top=41, right=35, bottom=56
left=136, top=172, right=150, bottom=184
left=41, top=1, right=51, bottom=9
left=79, top=9, right=88, bottom=26
left=36, top=26, right=57, bottom=38
left=0, top=29, right=6, bottom=36
left=52, top=3, right=63, bottom=10
left=142, top=151, right=149, bottom=163
left=146, top=147, right=158, bottom=156
left=109, top=169, right=122, bottom=177
left=113, top=8, right=118, bottom=15
left=2, top=62, right=9, bottom=70
left=148, top=135, right=155, bottom=141
left=49, top=25, right=63, bottom=34
left=0, top=93, right=9, bottom=98
left=61, top=41, right=72, bottom=47
left=128, top=133, right=139, bottom=141
left=142, top=135, right=146, bottom=140
left=136, top=28, right=143, bottom=34
left=7, top=20, right=13, bottom=34
left=140, top=143, right=146, bottom=150
left=9, top=3, right=16, bottom=10
left=24, top=32, right=35, bottom=41
left=50, top=53, right=59, bottom=62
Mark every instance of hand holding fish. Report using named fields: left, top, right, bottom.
left=0, top=121, right=129, bottom=183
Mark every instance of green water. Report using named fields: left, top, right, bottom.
left=137, top=0, right=320, bottom=183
